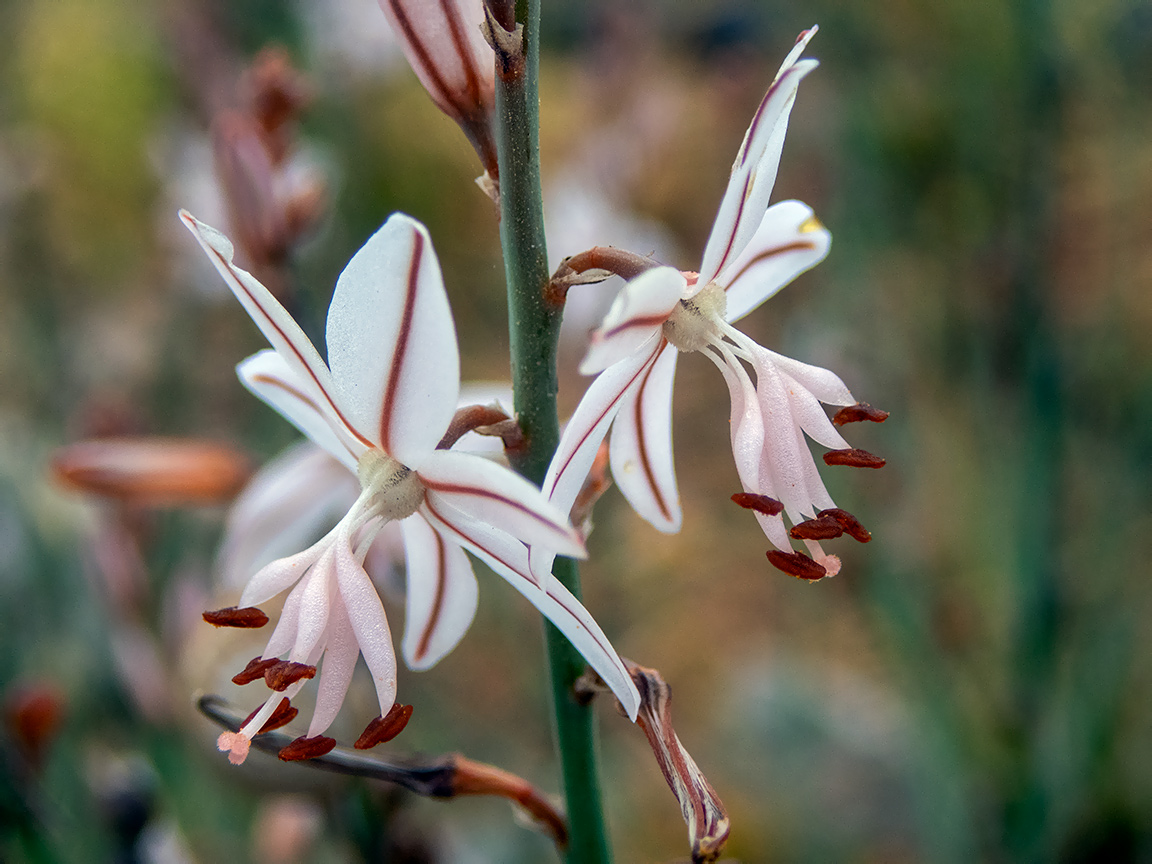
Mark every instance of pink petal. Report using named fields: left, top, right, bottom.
left=218, top=442, right=359, bottom=589
left=333, top=526, right=398, bottom=715
left=716, top=201, right=832, bottom=323
left=179, top=211, right=370, bottom=449
left=325, top=213, right=459, bottom=467
left=237, top=351, right=365, bottom=470
left=762, top=350, right=855, bottom=406
left=580, top=267, right=685, bottom=375
left=418, top=450, right=586, bottom=559
left=290, top=550, right=335, bottom=663
left=754, top=357, right=811, bottom=522
left=376, top=0, right=494, bottom=122
left=307, top=592, right=359, bottom=737
left=608, top=342, right=682, bottom=533
left=261, top=575, right=308, bottom=659
left=419, top=500, right=641, bottom=720
left=400, top=514, right=478, bottom=670
left=698, top=40, right=819, bottom=285
left=239, top=531, right=332, bottom=608
left=784, top=378, right=849, bottom=451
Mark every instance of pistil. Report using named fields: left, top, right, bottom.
left=662, top=282, right=727, bottom=353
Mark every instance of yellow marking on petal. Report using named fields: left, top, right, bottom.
left=799, top=216, right=824, bottom=234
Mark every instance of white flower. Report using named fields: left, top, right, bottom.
left=538, top=28, right=886, bottom=583
left=181, top=210, right=639, bottom=763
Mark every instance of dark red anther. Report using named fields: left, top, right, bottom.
left=789, top=515, right=844, bottom=540
left=731, top=492, right=784, bottom=517
left=241, top=697, right=298, bottom=733
left=277, top=735, right=336, bottom=761
left=823, top=448, right=886, bottom=469
left=202, top=606, right=269, bottom=628
left=832, top=402, right=889, bottom=426
left=766, top=550, right=827, bottom=581
left=232, top=656, right=279, bottom=686
left=819, top=508, right=872, bottom=543
left=355, top=703, right=414, bottom=750
left=263, top=661, right=316, bottom=692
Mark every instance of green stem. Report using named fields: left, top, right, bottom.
left=492, top=1, right=612, bottom=861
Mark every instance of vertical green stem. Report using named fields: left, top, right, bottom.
left=492, top=1, right=612, bottom=861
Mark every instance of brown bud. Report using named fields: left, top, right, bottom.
left=242, top=697, right=298, bottom=734
left=232, top=656, right=279, bottom=685
left=278, top=735, right=336, bottom=761
left=355, top=703, right=414, bottom=749
left=263, top=661, right=316, bottom=692
left=203, top=607, right=269, bottom=629
left=731, top=492, right=784, bottom=517
left=832, top=402, right=889, bottom=426
left=818, top=508, right=872, bottom=543
left=823, top=448, right=886, bottom=469
left=51, top=438, right=251, bottom=506
left=789, top=515, right=844, bottom=540
left=766, top=550, right=827, bottom=581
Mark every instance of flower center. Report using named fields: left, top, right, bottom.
left=356, top=450, right=425, bottom=521
left=662, top=282, right=727, bottom=353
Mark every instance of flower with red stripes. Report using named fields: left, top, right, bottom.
left=182, top=210, right=639, bottom=764
left=536, top=28, right=887, bottom=583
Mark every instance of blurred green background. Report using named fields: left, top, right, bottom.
left=2, top=0, right=1151, bottom=861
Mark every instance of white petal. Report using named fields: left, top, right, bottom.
left=698, top=45, right=819, bottom=284
left=237, top=351, right=365, bottom=471
left=608, top=342, right=682, bottom=533
left=179, top=211, right=367, bottom=446
left=326, top=213, right=459, bottom=466
left=400, top=514, right=478, bottom=670
left=307, top=592, right=359, bottom=737
left=544, top=347, right=661, bottom=519
left=754, top=358, right=810, bottom=522
left=580, top=267, right=685, bottom=375
left=239, top=530, right=333, bottom=608
left=261, top=575, right=308, bottom=659
left=334, top=526, right=397, bottom=715
left=716, top=201, right=832, bottom=323
left=419, top=449, right=586, bottom=559
left=218, top=443, right=359, bottom=589
left=762, top=350, right=855, bottom=406
left=419, top=500, right=640, bottom=720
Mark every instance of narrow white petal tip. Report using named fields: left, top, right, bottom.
left=217, top=731, right=250, bottom=765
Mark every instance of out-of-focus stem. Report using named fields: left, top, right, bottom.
left=491, top=1, right=613, bottom=861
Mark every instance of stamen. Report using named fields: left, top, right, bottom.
left=818, top=508, right=871, bottom=543
left=202, top=606, right=269, bottom=628
left=278, top=735, right=336, bottom=761
left=232, top=656, right=279, bottom=685
left=354, top=703, right=414, bottom=749
left=766, top=550, right=827, bottom=581
left=823, top=448, right=886, bottom=468
left=789, top=515, right=843, bottom=540
left=731, top=492, right=784, bottom=517
left=832, top=403, right=889, bottom=426
left=263, top=660, right=316, bottom=691
left=242, top=697, right=298, bottom=733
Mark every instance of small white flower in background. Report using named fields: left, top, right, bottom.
left=538, top=27, right=887, bottom=584
left=181, top=210, right=639, bottom=765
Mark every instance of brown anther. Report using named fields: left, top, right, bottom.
left=766, top=550, right=827, bottom=581
left=277, top=735, right=336, bottom=761
left=789, top=515, right=844, bottom=541
left=832, top=402, right=889, bottom=426
left=819, top=508, right=872, bottom=543
left=355, top=703, right=414, bottom=750
left=263, top=661, right=316, bottom=692
left=231, top=656, right=279, bottom=685
left=241, top=697, right=298, bottom=734
left=823, top=448, right=886, bottom=469
left=731, top=492, right=784, bottom=517
left=202, top=606, right=269, bottom=629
